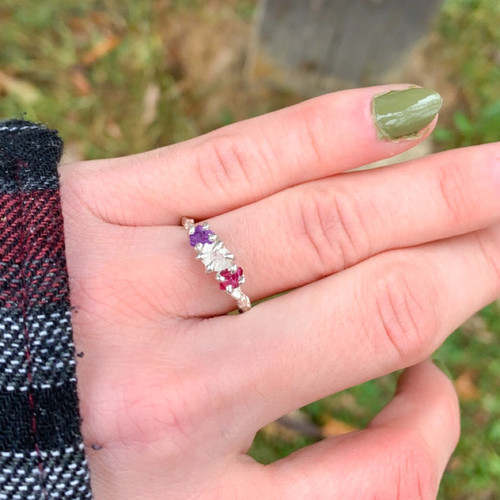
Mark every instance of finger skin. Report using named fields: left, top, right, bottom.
left=203, top=224, right=500, bottom=433
left=261, top=360, right=459, bottom=500
left=64, top=85, right=437, bottom=226
left=84, top=142, right=500, bottom=319
left=178, top=143, right=500, bottom=316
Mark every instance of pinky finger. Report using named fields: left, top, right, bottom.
left=265, top=360, right=459, bottom=499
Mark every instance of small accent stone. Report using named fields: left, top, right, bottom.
left=219, top=267, right=243, bottom=290
left=190, top=225, right=214, bottom=247
left=237, top=294, right=251, bottom=313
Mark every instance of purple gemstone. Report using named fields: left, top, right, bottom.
left=189, top=225, right=214, bottom=247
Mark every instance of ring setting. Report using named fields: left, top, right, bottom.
left=182, top=217, right=251, bottom=313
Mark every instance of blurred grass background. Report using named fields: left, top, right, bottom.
left=1, top=0, right=499, bottom=498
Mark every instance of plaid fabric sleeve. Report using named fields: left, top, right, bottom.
left=0, top=120, right=92, bottom=499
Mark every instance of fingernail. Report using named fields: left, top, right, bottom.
left=432, top=355, right=454, bottom=381
left=373, top=88, right=443, bottom=140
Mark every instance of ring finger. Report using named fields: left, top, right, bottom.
left=133, top=142, right=500, bottom=317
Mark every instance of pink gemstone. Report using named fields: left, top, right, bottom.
left=219, top=267, right=243, bottom=290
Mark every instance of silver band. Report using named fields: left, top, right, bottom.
left=182, top=217, right=251, bottom=313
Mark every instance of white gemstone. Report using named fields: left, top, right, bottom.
left=198, top=242, right=234, bottom=272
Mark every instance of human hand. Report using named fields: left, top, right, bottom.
left=60, top=85, right=500, bottom=499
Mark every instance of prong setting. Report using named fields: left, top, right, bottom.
left=182, top=217, right=251, bottom=313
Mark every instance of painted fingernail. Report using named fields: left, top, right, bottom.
left=432, top=355, right=454, bottom=381
left=373, top=88, right=443, bottom=140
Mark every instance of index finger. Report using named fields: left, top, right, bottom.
left=70, top=85, right=442, bottom=226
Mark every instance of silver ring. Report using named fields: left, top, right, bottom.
left=182, top=217, right=252, bottom=313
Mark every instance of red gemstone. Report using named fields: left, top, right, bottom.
left=219, top=267, right=243, bottom=290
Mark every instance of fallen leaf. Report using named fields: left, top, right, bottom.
left=260, top=422, right=301, bottom=443
left=455, top=370, right=480, bottom=401
left=81, top=35, right=121, bottom=66
left=71, top=69, right=91, bottom=95
left=321, top=416, right=358, bottom=437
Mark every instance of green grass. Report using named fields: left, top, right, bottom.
left=0, top=0, right=269, bottom=159
left=0, top=0, right=198, bottom=157
left=1, top=1, right=499, bottom=498
left=434, top=0, right=500, bottom=148
left=437, top=304, right=500, bottom=499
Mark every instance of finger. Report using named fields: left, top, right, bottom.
left=203, top=223, right=500, bottom=432
left=68, top=85, right=441, bottom=225
left=183, top=143, right=500, bottom=316
left=115, top=143, right=500, bottom=318
left=264, top=360, right=459, bottom=499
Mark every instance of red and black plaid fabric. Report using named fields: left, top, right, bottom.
left=0, top=120, right=91, bottom=498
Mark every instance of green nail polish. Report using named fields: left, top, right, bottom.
left=373, top=88, right=443, bottom=140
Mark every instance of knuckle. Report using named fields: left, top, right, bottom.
left=296, top=101, right=329, bottom=167
left=294, top=184, right=371, bottom=275
left=474, top=231, right=500, bottom=285
left=367, top=259, right=438, bottom=363
left=194, top=135, right=264, bottom=202
left=436, top=164, right=472, bottom=225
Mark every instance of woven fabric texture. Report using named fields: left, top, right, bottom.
left=0, top=120, right=92, bottom=499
